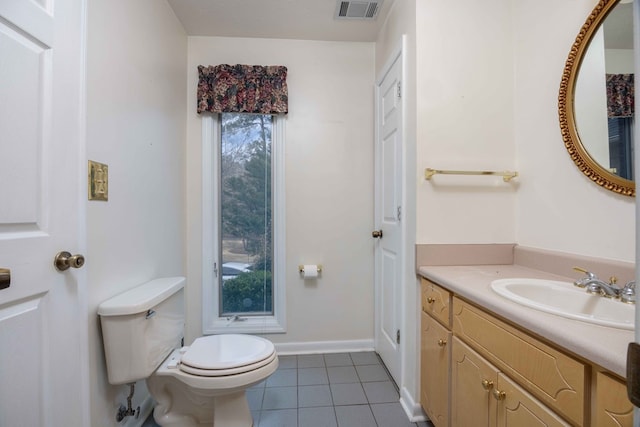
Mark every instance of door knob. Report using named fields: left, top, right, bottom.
left=54, top=251, right=85, bottom=271
left=0, top=268, right=10, bottom=290
left=372, top=230, right=383, bottom=239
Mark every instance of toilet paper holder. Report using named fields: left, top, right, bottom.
left=298, top=265, right=322, bottom=274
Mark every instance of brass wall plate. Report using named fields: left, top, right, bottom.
left=88, top=160, right=108, bottom=201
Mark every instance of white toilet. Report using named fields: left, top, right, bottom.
left=98, top=277, right=278, bottom=427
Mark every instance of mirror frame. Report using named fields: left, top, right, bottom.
left=558, top=0, right=635, bottom=197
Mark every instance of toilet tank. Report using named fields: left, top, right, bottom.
left=98, top=277, right=185, bottom=385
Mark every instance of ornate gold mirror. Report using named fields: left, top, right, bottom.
left=559, top=0, right=635, bottom=197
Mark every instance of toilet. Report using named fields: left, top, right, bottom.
left=98, top=277, right=278, bottom=427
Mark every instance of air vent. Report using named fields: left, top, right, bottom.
left=335, top=0, right=383, bottom=20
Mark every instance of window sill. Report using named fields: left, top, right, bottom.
left=204, top=316, right=286, bottom=335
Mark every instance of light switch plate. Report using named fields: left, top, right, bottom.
left=88, top=160, right=108, bottom=201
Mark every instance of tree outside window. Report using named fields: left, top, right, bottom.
left=219, top=113, right=273, bottom=315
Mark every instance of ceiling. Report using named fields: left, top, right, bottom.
left=166, top=0, right=395, bottom=42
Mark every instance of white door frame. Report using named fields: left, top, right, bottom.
left=374, top=37, right=406, bottom=386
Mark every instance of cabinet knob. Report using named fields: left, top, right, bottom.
left=437, top=339, right=447, bottom=347
left=492, top=389, right=506, bottom=401
left=481, top=379, right=494, bottom=391
left=427, top=297, right=435, bottom=304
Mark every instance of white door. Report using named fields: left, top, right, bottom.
left=374, top=53, right=403, bottom=384
left=0, top=0, right=88, bottom=426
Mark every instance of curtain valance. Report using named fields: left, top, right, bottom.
left=606, top=74, right=634, bottom=118
left=197, top=64, right=288, bottom=114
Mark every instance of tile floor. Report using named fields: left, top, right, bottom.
left=143, top=351, right=434, bottom=427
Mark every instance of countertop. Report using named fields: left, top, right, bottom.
left=418, top=264, right=634, bottom=378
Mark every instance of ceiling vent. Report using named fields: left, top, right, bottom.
left=335, top=0, right=383, bottom=20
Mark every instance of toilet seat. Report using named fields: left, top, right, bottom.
left=179, top=334, right=276, bottom=377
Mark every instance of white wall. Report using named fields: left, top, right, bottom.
left=514, top=0, right=634, bottom=263
left=185, top=38, right=376, bottom=348
left=86, top=0, right=187, bottom=424
left=606, top=48, right=635, bottom=73
left=416, top=0, right=517, bottom=244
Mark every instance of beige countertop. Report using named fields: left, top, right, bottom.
left=418, top=264, right=634, bottom=378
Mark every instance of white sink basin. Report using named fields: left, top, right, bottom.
left=490, top=278, right=635, bottom=330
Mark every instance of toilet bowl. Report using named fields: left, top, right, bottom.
left=98, top=277, right=278, bottom=427
left=148, top=334, right=278, bottom=427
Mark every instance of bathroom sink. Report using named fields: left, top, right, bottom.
left=490, top=278, right=634, bottom=330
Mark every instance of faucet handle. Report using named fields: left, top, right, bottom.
left=621, top=281, right=636, bottom=304
left=573, top=266, right=596, bottom=288
left=573, top=266, right=595, bottom=277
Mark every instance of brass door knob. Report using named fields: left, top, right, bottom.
left=0, top=268, right=10, bottom=290
left=54, top=251, right=86, bottom=271
left=372, top=230, right=383, bottom=239
left=437, top=339, right=447, bottom=347
left=427, top=297, right=435, bottom=304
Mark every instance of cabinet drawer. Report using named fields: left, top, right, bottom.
left=453, top=297, right=586, bottom=426
left=594, top=372, right=633, bottom=427
left=421, top=278, right=451, bottom=327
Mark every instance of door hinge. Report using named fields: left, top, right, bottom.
left=397, top=206, right=402, bottom=221
left=396, top=329, right=401, bottom=344
left=213, top=262, right=218, bottom=278
left=397, top=82, right=402, bottom=98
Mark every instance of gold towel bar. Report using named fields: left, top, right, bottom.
left=425, top=168, right=518, bottom=182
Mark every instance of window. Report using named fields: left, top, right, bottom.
left=608, top=117, right=634, bottom=181
left=202, top=114, right=286, bottom=334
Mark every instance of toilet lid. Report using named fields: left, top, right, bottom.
left=180, top=334, right=275, bottom=371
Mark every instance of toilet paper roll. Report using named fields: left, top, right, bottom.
left=302, top=265, right=318, bottom=279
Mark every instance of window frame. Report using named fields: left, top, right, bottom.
left=202, top=114, right=286, bottom=334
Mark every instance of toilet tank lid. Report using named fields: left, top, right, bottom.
left=98, top=277, right=185, bottom=316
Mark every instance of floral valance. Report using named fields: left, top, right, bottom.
left=606, top=74, right=634, bottom=118
left=197, top=64, right=288, bottom=115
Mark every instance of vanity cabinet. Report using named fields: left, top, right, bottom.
left=594, top=372, right=633, bottom=426
left=420, top=280, right=452, bottom=427
left=419, top=277, right=633, bottom=427
left=452, top=336, right=570, bottom=427
left=452, top=297, right=586, bottom=426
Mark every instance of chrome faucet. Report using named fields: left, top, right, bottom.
left=621, top=281, right=636, bottom=304
left=573, top=267, right=636, bottom=303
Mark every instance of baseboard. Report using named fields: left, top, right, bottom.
left=400, top=386, right=427, bottom=422
left=273, top=339, right=375, bottom=355
left=119, top=395, right=154, bottom=427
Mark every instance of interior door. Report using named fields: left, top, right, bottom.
left=374, top=53, right=403, bottom=384
left=0, top=0, right=88, bottom=425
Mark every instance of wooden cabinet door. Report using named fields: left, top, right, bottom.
left=451, top=337, right=497, bottom=427
left=421, top=312, right=451, bottom=427
left=496, top=373, right=570, bottom=427
left=594, top=372, right=633, bottom=427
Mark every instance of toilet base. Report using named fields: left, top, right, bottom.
left=150, top=387, right=253, bottom=427
left=146, top=348, right=278, bottom=427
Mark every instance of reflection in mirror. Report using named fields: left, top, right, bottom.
left=575, top=0, right=634, bottom=180
left=559, top=0, right=635, bottom=197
